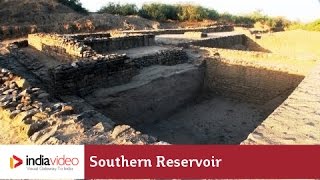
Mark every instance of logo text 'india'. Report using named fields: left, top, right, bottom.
left=10, top=155, right=23, bottom=169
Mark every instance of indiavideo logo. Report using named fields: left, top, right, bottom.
left=10, top=155, right=23, bottom=169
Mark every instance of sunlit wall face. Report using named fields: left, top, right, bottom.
left=80, top=0, right=320, bottom=22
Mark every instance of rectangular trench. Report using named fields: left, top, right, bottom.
left=84, top=58, right=305, bottom=144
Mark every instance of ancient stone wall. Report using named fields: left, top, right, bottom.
left=132, top=48, right=188, bottom=68
left=67, top=32, right=111, bottom=40
left=28, top=33, right=155, bottom=58
left=28, top=33, right=95, bottom=59
left=49, top=48, right=188, bottom=95
left=49, top=54, right=135, bottom=96
left=83, top=34, right=155, bottom=53
left=123, top=25, right=234, bottom=35
left=203, top=48, right=306, bottom=104
left=0, top=67, right=159, bottom=145
left=188, top=34, right=246, bottom=49
left=9, top=38, right=189, bottom=96
left=157, top=34, right=246, bottom=49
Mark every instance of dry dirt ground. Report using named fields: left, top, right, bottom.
left=237, top=28, right=320, bottom=60
left=137, top=96, right=266, bottom=144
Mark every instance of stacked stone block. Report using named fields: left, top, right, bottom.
left=67, top=32, right=111, bottom=40
left=28, top=33, right=95, bottom=59
left=132, top=48, right=188, bottom=68
left=25, top=32, right=188, bottom=96
left=49, top=54, right=135, bottom=96
left=0, top=67, right=159, bottom=145
left=82, top=34, right=155, bottom=53
left=186, top=34, right=246, bottom=49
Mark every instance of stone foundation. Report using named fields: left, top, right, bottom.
left=131, top=48, right=188, bottom=68
left=156, top=33, right=246, bottom=50
left=28, top=33, right=95, bottom=59
left=67, top=32, right=111, bottom=40
left=0, top=67, right=159, bottom=145
left=82, top=34, right=155, bottom=53
left=28, top=33, right=156, bottom=58
left=185, top=34, right=246, bottom=48
left=49, top=54, right=136, bottom=96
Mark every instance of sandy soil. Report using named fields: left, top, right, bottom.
left=237, top=29, right=320, bottom=60
left=136, top=96, right=266, bottom=144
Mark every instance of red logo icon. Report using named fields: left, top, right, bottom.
left=10, top=155, right=23, bottom=169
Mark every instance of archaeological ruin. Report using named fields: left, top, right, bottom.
left=0, top=25, right=319, bottom=145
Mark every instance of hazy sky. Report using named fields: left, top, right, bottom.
left=80, top=0, right=320, bottom=22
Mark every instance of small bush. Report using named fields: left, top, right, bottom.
left=139, top=3, right=178, bottom=21
left=218, top=13, right=237, bottom=23
left=305, top=19, right=320, bottom=31
left=234, top=16, right=255, bottom=25
left=57, top=0, right=88, bottom=14
left=94, top=2, right=296, bottom=31
left=206, top=9, right=219, bottom=20
left=177, top=4, right=205, bottom=21
left=289, top=19, right=320, bottom=32
left=98, top=3, right=138, bottom=16
left=138, top=3, right=218, bottom=22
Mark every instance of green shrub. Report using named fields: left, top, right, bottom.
left=218, top=13, right=237, bottom=23
left=177, top=4, right=208, bottom=21
left=289, top=19, right=320, bottom=32
left=139, top=3, right=178, bottom=21
left=138, top=3, right=218, bottom=21
left=264, top=17, right=291, bottom=31
left=94, top=2, right=298, bottom=31
left=57, top=0, right=88, bottom=14
left=247, top=10, right=269, bottom=23
left=234, top=16, right=255, bottom=25
left=98, top=3, right=138, bottom=16
left=206, top=9, right=219, bottom=20
left=305, top=19, right=320, bottom=31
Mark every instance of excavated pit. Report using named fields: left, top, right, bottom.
left=84, top=57, right=305, bottom=144
left=2, top=32, right=310, bottom=145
